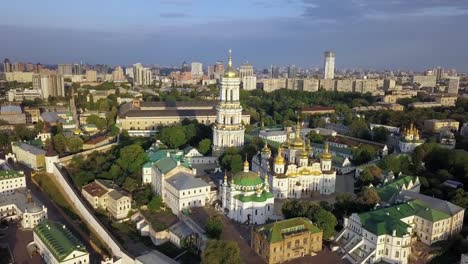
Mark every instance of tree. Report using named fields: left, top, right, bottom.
left=373, top=126, right=390, bottom=143
left=183, top=124, right=197, bottom=143
left=198, top=139, right=212, bottom=155
left=352, top=145, right=377, bottom=165
left=116, top=144, right=147, bottom=174
left=159, top=126, right=187, bottom=148
left=281, top=200, right=337, bottom=240
left=205, top=216, right=223, bottom=239
left=357, top=187, right=380, bottom=206
left=86, top=114, right=107, bottom=131
left=53, top=134, right=67, bottom=154
left=14, top=124, right=36, bottom=141
left=201, top=240, right=241, bottom=264
left=122, top=177, right=138, bottom=192
left=148, top=196, right=164, bottom=212
left=133, top=185, right=152, bottom=207
left=350, top=118, right=371, bottom=140
left=66, top=137, right=83, bottom=153
left=308, top=131, right=324, bottom=143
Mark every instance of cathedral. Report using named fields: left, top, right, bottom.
left=212, top=50, right=245, bottom=156
left=399, top=123, right=423, bottom=153
left=252, top=121, right=337, bottom=199
left=220, top=160, right=275, bottom=225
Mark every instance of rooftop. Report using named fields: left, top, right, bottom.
left=374, top=175, right=418, bottom=202
left=13, top=142, right=46, bottom=155
left=0, top=170, right=24, bottom=180
left=0, top=188, right=44, bottom=214
left=34, top=220, right=87, bottom=261
left=256, top=217, right=322, bottom=243
left=233, top=190, right=273, bottom=203
left=166, top=172, right=209, bottom=191
left=82, top=181, right=107, bottom=198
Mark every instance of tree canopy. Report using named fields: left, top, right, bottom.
left=201, top=240, right=242, bottom=264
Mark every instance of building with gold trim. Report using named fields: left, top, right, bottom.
left=252, top=217, right=323, bottom=264
left=398, top=124, right=424, bottom=153
left=252, top=121, right=336, bottom=198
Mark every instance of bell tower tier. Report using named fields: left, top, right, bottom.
left=213, top=50, right=245, bottom=156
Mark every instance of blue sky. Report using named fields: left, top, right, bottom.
left=1, top=0, right=468, bottom=70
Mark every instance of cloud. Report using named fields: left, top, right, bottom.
left=159, top=12, right=191, bottom=18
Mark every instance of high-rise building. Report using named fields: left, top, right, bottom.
left=3, top=58, right=12, bottom=73
left=35, top=63, right=43, bottom=73
left=73, top=64, right=82, bottom=75
left=85, top=70, right=97, bottom=82
left=239, top=64, right=256, bottom=90
left=287, top=65, right=297, bottom=78
left=447, top=77, right=460, bottom=95
left=271, top=66, right=280, bottom=78
left=125, top=67, right=134, bottom=79
left=208, top=65, right=215, bottom=79
left=112, top=66, right=125, bottom=82
left=33, top=74, right=65, bottom=99
left=181, top=61, right=190, bottom=72
left=26, top=63, right=34, bottom=72
left=133, top=63, right=152, bottom=86
left=57, top=64, right=73, bottom=75
left=214, top=61, right=224, bottom=79
left=191, top=62, right=203, bottom=78
left=239, top=64, right=254, bottom=77
left=324, top=51, right=335, bottom=80
left=213, top=50, right=245, bottom=155
left=435, top=67, right=444, bottom=81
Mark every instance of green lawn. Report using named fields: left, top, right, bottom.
left=34, top=172, right=80, bottom=220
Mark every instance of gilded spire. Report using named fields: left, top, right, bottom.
left=322, top=142, right=332, bottom=160
left=274, top=150, right=285, bottom=165
left=243, top=155, right=249, bottom=172
left=224, top=170, right=228, bottom=183
left=224, top=49, right=237, bottom=78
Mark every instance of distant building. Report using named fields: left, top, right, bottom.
left=3, top=58, right=12, bottom=72
left=323, top=51, right=335, bottom=80
left=259, top=128, right=288, bottom=143
left=85, top=69, right=97, bottom=82
left=4, top=71, right=35, bottom=82
left=446, top=77, right=460, bottom=94
left=57, top=64, right=73, bottom=75
left=32, top=74, right=65, bottom=98
left=424, top=119, right=459, bottom=133
left=191, top=62, right=203, bottom=78
left=410, top=75, right=437, bottom=87
left=81, top=179, right=132, bottom=220
left=8, top=88, right=42, bottom=102
left=299, top=106, right=335, bottom=116
left=34, top=220, right=89, bottom=264
left=383, top=79, right=396, bottom=91
left=240, top=64, right=256, bottom=90
left=0, top=170, right=26, bottom=194
left=112, top=66, right=125, bottom=82
left=252, top=217, right=323, bottom=264
left=133, top=63, right=152, bottom=86
left=0, top=105, right=26, bottom=124
left=287, top=65, right=297, bottom=78
left=24, top=107, right=40, bottom=123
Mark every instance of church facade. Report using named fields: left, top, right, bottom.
left=252, top=122, right=337, bottom=199
left=212, top=50, right=245, bottom=155
left=220, top=160, right=275, bottom=225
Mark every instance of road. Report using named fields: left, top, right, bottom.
left=8, top=162, right=102, bottom=264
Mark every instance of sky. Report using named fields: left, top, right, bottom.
left=1, top=0, right=468, bottom=71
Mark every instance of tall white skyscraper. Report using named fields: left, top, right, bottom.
left=191, top=62, right=203, bottom=77
left=239, top=64, right=256, bottom=90
left=133, top=63, right=152, bottom=86
left=324, top=51, right=335, bottom=80
left=213, top=50, right=245, bottom=155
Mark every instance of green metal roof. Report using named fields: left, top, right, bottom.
left=312, top=142, right=353, bottom=156
left=147, top=148, right=191, bottom=173
left=256, top=217, right=322, bottom=243
left=374, top=176, right=417, bottom=202
left=233, top=171, right=263, bottom=187
left=34, top=220, right=87, bottom=261
left=234, top=190, right=274, bottom=203
left=358, top=200, right=451, bottom=237
left=0, top=170, right=23, bottom=180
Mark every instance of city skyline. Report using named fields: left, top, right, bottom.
left=1, top=0, right=468, bottom=70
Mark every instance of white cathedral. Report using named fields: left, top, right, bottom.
left=212, top=50, right=245, bottom=156
left=252, top=122, right=337, bottom=198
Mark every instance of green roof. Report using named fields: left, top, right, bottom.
left=234, top=190, right=274, bottom=203
left=256, top=217, right=322, bottom=243
left=312, top=142, right=353, bottom=156
left=147, top=149, right=191, bottom=173
left=374, top=176, right=417, bottom=202
left=358, top=200, right=451, bottom=237
left=0, top=170, right=23, bottom=180
left=233, top=171, right=263, bottom=187
left=34, top=220, right=87, bottom=261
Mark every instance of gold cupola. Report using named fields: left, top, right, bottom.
left=223, top=49, right=237, bottom=78
left=322, top=142, right=332, bottom=160
left=274, top=150, right=285, bottom=165
left=300, top=144, right=308, bottom=158
left=261, top=142, right=271, bottom=154
left=290, top=120, right=304, bottom=149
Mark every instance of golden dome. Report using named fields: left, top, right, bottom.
left=322, top=142, right=332, bottom=160
left=290, top=120, right=304, bottom=149
left=261, top=142, right=271, bottom=153
left=274, top=150, right=285, bottom=165
left=300, top=145, right=308, bottom=158
left=243, top=159, right=249, bottom=167
left=223, top=49, right=237, bottom=78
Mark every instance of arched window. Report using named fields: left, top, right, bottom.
left=255, top=209, right=258, bottom=215
left=230, top=89, right=234, bottom=101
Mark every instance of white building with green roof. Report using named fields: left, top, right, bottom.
left=0, top=170, right=26, bottom=194
left=33, top=220, right=89, bottom=264
left=335, top=194, right=464, bottom=264
left=221, top=159, right=275, bottom=225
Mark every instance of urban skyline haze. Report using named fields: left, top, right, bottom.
left=1, top=0, right=468, bottom=71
